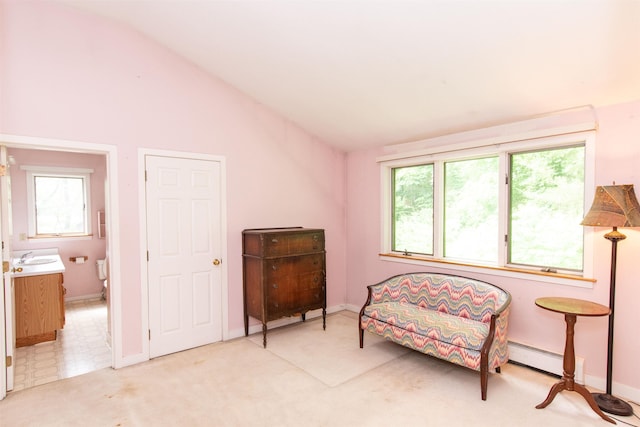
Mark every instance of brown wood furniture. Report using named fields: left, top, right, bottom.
left=243, top=227, right=326, bottom=348
left=15, top=273, right=66, bottom=347
left=535, top=297, right=614, bottom=424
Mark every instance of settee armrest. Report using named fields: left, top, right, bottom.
left=494, top=292, right=512, bottom=317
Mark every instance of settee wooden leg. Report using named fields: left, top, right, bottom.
left=496, top=366, right=501, bottom=374
left=359, top=326, right=364, bottom=348
left=480, top=365, right=488, bottom=401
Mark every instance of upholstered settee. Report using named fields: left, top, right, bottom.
left=359, top=272, right=511, bottom=400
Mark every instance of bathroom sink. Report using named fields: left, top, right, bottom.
left=21, top=257, right=57, bottom=265
left=11, top=251, right=65, bottom=277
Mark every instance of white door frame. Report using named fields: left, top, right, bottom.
left=1, top=145, right=15, bottom=395
left=138, top=148, right=228, bottom=361
left=0, top=134, right=121, bottom=399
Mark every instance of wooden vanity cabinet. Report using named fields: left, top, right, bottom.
left=15, top=273, right=66, bottom=347
left=243, top=228, right=327, bottom=348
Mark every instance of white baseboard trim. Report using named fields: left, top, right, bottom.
left=345, top=303, right=361, bottom=313
left=584, top=375, right=640, bottom=404
left=508, top=340, right=584, bottom=384
left=116, top=352, right=148, bottom=369
left=507, top=343, right=640, bottom=402
left=64, top=293, right=103, bottom=302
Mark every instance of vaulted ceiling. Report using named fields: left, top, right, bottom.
left=62, top=0, right=640, bottom=152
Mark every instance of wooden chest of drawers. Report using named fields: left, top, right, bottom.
left=242, top=227, right=326, bottom=347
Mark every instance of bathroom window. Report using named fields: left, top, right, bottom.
left=23, top=166, right=93, bottom=238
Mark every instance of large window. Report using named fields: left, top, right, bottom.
left=24, top=167, right=93, bottom=238
left=384, top=132, right=592, bottom=276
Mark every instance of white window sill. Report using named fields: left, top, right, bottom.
left=379, top=253, right=595, bottom=289
left=28, top=235, right=93, bottom=242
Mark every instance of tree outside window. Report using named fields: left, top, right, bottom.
left=388, top=143, right=585, bottom=273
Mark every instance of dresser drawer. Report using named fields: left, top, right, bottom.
left=266, top=270, right=325, bottom=317
left=266, top=253, right=324, bottom=278
left=264, top=231, right=324, bottom=257
left=243, top=228, right=324, bottom=257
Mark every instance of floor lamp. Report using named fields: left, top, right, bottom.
left=581, top=184, right=640, bottom=416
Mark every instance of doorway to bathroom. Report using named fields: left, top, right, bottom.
left=0, top=135, right=120, bottom=399
left=13, top=299, right=110, bottom=390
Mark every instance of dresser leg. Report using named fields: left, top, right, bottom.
left=301, top=312, right=306, bottom=322
left=262, top=323, right=267, bottom=348
left=322, top=308, right=326, bottom=330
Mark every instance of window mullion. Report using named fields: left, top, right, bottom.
left=498, top=152, right=509, bottom=267
left=433, top=160, right=444, bottom=258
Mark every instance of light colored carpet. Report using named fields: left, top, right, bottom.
left=247, top=311, right=410, bottom=386
left=1, top=311, right=638, bottom=426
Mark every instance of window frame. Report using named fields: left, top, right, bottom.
left=391, top=163, right=435, bottom=256
left=23, top=166, right=93, bottom=239
left=379, top=131, right=596, bottom=288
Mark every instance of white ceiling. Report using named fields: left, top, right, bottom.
left=62, top=0, right=640, bottom=152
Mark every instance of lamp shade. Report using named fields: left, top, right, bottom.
left=581, top=184, right=640, bottom=227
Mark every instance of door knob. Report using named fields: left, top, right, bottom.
left=212, top=259, right=221, bottom=266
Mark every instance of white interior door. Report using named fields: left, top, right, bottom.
left=146, top=155, right=223, bottom=358
left=1, top=145, right=14, bottom=397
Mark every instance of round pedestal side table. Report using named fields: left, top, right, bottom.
left=534, top=297, right=614, bottom=424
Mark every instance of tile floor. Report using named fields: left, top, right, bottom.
left=12, top=298, right=112, bottom=391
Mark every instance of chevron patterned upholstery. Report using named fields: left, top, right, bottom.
left=359, top=272, right=511, bottom=400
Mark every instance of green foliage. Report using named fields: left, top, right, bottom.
left=444, top=157, right=499, bottom=262
left=509, top=146, right=585, bottom=270
left=390, top=144, right=586, bottom=271
left=393, top=164, right=433, bottom=254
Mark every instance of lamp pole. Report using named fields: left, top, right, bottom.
left=592, top=227, right=633, bottom=416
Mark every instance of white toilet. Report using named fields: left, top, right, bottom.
left=96, top=258, right=108, bottom=300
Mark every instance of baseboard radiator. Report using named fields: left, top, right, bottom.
left=508, top=341, right=585, bottom=385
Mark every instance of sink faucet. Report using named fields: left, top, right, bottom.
left=19, top=252, right=33, bottom=264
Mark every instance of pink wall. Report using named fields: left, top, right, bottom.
left=0, top=2, right=347, bottom=358
left=346, top=99, right=640, bottom=394
left=8, top=148, right=107, bottom=299
left=3, top=0, right=640, bottom=397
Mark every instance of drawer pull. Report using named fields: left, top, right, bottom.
left=272, top=283, right=278, bottom=289
left=272, top=264, right=277, bottom=270
left=271, top=238, right=278, bottom=243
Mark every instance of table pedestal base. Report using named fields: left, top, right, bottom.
left=536, top=378, right=615, bottom=424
